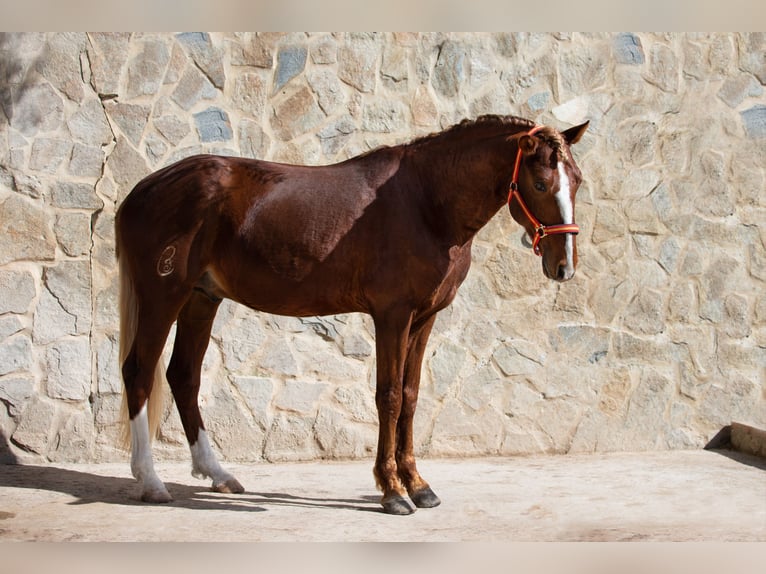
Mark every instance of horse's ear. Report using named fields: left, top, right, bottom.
left=562, top=121, right=589, bottom=145
left=518, top=134, right=538, bottom=156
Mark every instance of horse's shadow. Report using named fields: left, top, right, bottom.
left=0, top=464, right=383, bottom=514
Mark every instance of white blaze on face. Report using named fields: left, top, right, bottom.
left=555, top=162, right=575, bottom=278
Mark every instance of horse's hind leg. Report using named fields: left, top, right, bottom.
left=122, top=305, right=179, bottom=503
left=166, top=289, right=244, bottom=494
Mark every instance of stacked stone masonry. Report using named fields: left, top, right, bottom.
left=0, top=32, right=764, bottom=463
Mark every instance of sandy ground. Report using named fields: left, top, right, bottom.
left=0, top=449, right=764, bottom=542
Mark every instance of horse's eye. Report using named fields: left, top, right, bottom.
left=534, top=182, right=546, bottom=192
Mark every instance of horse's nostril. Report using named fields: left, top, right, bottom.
left=557, top=265, right=567, bottom=280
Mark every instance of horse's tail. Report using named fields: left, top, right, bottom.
left=116, top=214, right=168, bottom=451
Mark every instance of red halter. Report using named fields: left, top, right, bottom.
left=508, top=125, right=580, bottom=256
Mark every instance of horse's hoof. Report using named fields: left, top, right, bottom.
left=212, top=477, right=245, bottom=494
left=141, top=488, right=173, bottom=503
left=410, top=486, right=441, bottom=508
left=381, top=495, right=416, bottom=515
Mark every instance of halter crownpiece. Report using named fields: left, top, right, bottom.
left=507, top=125, right=580, bottom=256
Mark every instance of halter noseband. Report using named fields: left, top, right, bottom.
left=508, top=125, right=580, bottom=256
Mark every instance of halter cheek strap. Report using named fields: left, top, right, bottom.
left=507, top=125, right=580, bottom=256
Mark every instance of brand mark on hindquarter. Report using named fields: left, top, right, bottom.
left=157, top=245, right=177, bottom=277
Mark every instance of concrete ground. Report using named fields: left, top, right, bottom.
left=0, top=449, right=764, bottom=542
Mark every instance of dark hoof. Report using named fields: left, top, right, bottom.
left=141, top=488, right=173, bottom=503
left=381, top=495, right=416, bottom=515
left=212, top=478, right=245, bottom=494
left=410, top=486, right=441, bottom=508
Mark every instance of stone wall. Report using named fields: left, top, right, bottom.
left=0, top=32, right=764, bottom=464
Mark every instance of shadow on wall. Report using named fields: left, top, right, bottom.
left=0, top=428, right=19, bottom=464
left=0, top=32, right=41, bottom=125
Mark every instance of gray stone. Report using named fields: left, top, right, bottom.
left=42, top=260, right=92, bottom=335
left=342, top=333, right=372, bottom=359
left=69, top=143, right=104, bottom=177
left=362, top=100, right=409, bottom=133
left=153, top=115, right=190, bottom=146
left=613, top=33, right=645, bottom=65
left=333, top=385, right=376, bottom=424
left=318, top=115, right=356, bottom=157
left=176, top=32, right=226, bottom=89
left=307, top=69, right=345, bottom=115
left=45, top=337, right=92, bottom=401
left=718, top=74, right=763, bottom=108
left=527, top=91, right=550, bottom=112
left=338, top=39, right=378, bottom=93
left=493, top=341, right=544, bottom=376
left=0, top=270, right=36, bottom=314
left=644, top=43, right=679, bottom=93
left=623, top=289, right=666, bottom=335
left=33, top=286, right=76, bottom=344
left=274, top=380, right=329, bottom=415
left=9, top=81, right=64, bottom=137
left=232, top=376, right=273, bottom=428
left=126, top=38, right=171, bottom=99
left=411, top=85, right=439, bottom=127
left=381, top=44, right=408, bottom=84
left=96, top=335, right=121, bottom=395
left=0, top=195, right=56, bottom=265
left=432, top=40, right=467, bottom=98
left=229, top=34, right=274, bottom=68
left=238, top=119, right=270, bottom=159
left=722, top=294, right=752, bottom=339
left=559, top=43, right=610, bottom=98
left=548, top=326, right=610, bottom=364
left=48, top=407, right=95, bottom=462
left=428, top=340, right=467, bottom=399
left=29, top=138, right=72, bottom=173
left=259, top=337, right=299, bottom=377
left=270, top=86, right=325, bottom=141
left=741, top=105, right=766, bottom=139
left=738, top=33, right=766, bottom=84
left=171, top=66, right=217, bottom=111
left=106, top=102, right=150, bottom=147
left=105, top=137, right=149, bottom=195
left=144, top=132, right=168, bottom=165
left=231, top=72, right=268, bottom=116
left=36, top=33, right=87, bottom=102
left=54, top=212, right=91, bottom=257
left=11, top=398, right=56, bottom=455
left=658, top=237, right=681, bottom=274
left=0, top=316, right=23, bottom=340
left=264, top=413, right=315, bottom=462
left=205, top=386, right=264, bottom=461
left=7, top=171, right=43, bottom=199
left=313, top=406, right=374, bottom=458
left=194, top=107, right=233, bottom=142
left=592, top=204, right=627, bottom=244
left=0, top=335, right=32, bottom=376
left=51, top=181, right=103, bottom=210
left=310, top=35, right=337, bottom=65
left=0, top=375, right=34, bottom=417
left=274, top=44, right=307, bottom=92
left=87, top=32, right=131, bottom=95
left=67, top=98, right=114, bottom=145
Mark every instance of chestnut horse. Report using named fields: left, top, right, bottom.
left=116, top=115, right=588, bottom=515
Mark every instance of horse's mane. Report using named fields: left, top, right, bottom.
left=406, top=115, right=568, bottom=156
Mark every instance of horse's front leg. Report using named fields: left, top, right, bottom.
left=372, top=308, right=415, bottom=515
left=396, top=314, right=441, bottom=509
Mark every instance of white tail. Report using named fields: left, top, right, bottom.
left=117, top=249, right=168, bottom=451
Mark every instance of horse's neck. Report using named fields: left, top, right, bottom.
left=409, top=137, right=517, bottom=246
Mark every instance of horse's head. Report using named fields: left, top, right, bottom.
left=508, top=122, right=589, bottom=282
